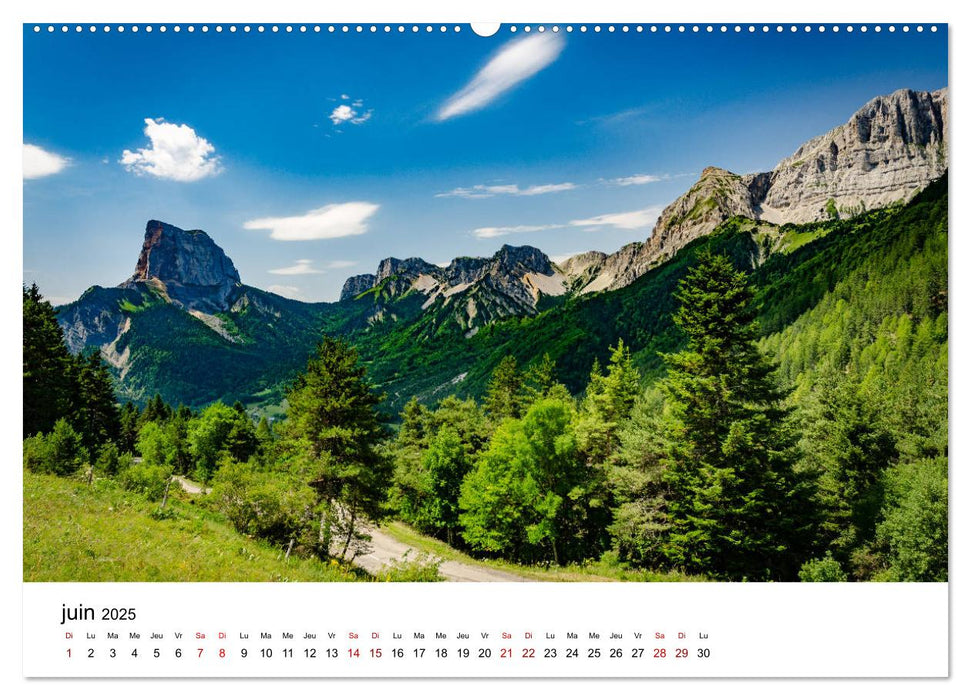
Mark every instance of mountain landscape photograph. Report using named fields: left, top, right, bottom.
left=23, top=24, right=947, bottom=583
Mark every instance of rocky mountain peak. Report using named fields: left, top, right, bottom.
left=492, top=244, right=555, bottom=276
left=122, top=220, right=241, bottom=312
left=375, top=257, right=441, bottom=284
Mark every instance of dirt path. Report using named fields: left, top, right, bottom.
left=173, top=476, right=528, bottom=581
left=174, top=475, right=210, bottom=495
left=357, top=525, right=533, bottom=582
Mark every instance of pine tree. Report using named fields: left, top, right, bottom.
left=140, top=394, right=172, bottom=425
left=118, top=402, right=141, bottom=453
left=170, top=405, right=194, bottom=474
left=660, top=252, right=819, bottom=580
left=577, top=339, right=641, bottom=465
left=23, top=284, right=72, bottom=437
left=72, top=351, right=121, bottom=453
left=283, top=336, right=391, bottom=559
left=801, top=371, right=896, bottom=570
left=522, top=353, right=557, bottom=405
left=484, top=355, right=523, bottom=421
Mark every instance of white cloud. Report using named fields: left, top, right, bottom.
left=473, top=224, right=564, bottom=239
left=266, top=285, right=306, bottom=301
left=268, top=259, right=321, bottom=275
left=23, top=143, right=70, bottom=179
left=120, top=118, right=221, bottom=182
left=474, top=206, right=662, bottom=240
left=438, top=182, right=575, bottom=199
left=609, top=174, right=665, bottom=187
left=437, top=33, right=565, bottom=121
left=570, top=207, right=662, bottom=230
left=330, top=105, right=355, bottom=124
left=330, top=98, right=372, bottom=126
left=269, top=259, right=358, bottom=275
left=244, top=202, right=380, bottom=241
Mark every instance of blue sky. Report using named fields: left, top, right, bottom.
left=24, top=24, right=947, bottom=303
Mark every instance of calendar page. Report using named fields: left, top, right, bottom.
left=19, top=8, right=951, bottom=685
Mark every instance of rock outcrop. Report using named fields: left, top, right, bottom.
left=339, top=274, right=377, bottom=301
left=121, top=220, right=241, bottom=313
left=760, top=87, right=947, bottom=223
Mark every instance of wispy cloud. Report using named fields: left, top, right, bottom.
left=473, top=223, right=565, bottom=239
left=575, top=106, right=650, bottom=127
left=268, top=259, right=321, bottom=275
left=120, top=118, right=221, bottom=182
left=23, top=143, right=70, bottom=179
left=473, top=206, right=662, bottom=239
left=268, top=259, right=357, bottom=275
left=437, top=33, right=565, bottom=121
left=244, top=202, right=379, bottom=241
left=438, top=182, right=576, bottom=199
left=570, top=207, right=662, bottom=230
left=607, top=174, right=665, bottom=187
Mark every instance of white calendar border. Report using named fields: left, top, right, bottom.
left=4, top=0, right=964, bottom=697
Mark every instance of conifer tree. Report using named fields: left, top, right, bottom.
left=118, top=402, right=141, bottom=453
left=140, top=394, right=172, bottom=425
left=484, top=355, right=523, bottom=421
left=23, top=284, right=72, bottom=437
left=522, top=353, right=557, bottom=405
left=72, top=351, right=121, bottom=452
left=660, top=252, right=819, bottom=580
left=283, top=336, right=391, bottom=558
left=577, top=339, right=641, bottom=465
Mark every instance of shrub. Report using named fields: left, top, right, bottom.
left=376, top=551, right=445, bottom=582
left=799, top=552, right=848, bottom=582
left=118, top=460, right=174, bottom=501
left=208, top=460, right=316, bottom=547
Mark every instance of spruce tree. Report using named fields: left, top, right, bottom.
left=118, top=402, right=141, bottom=453
left=283, top=336, right=391, bottom=558
left=577, top=339, right=641, bottom=465
left=660, top=252, right=818, bottom=580
left=23, top=284, right=72, bottom=437
left=484, top=355, right=523, bottom=421
left=72, top=351, right=121, bottom=453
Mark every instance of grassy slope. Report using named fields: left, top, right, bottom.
left=23, top=471, right=361, bottom=582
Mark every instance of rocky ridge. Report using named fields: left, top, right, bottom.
left=342, top=244, right=571, bottom=335
left=562, top=87, right=948, bottom=292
